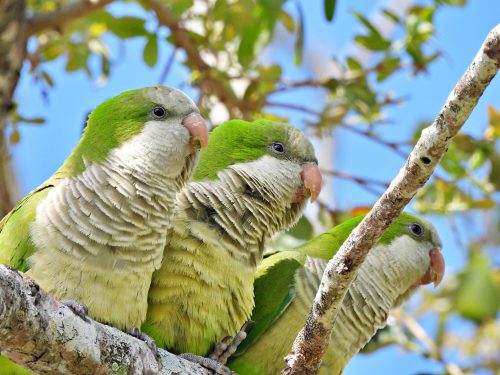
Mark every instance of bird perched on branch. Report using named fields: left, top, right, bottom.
left=0, top=85, right=208, bottom=331
left=228, top=212, right=445, bottom=375
left=143, top=119, right=322, bottom=367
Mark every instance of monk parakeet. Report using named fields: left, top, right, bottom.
left=143, top=119, right=322, bottom=359
left=228, top=212, right=445, bottom=375
left=0, top=85, right=208, bottom=331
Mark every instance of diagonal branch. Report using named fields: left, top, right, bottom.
left=282, top=23, right=500, bottom=374
left=26, top=0, right=115, bottom=37
left=0, top=264, right=212, bottom=375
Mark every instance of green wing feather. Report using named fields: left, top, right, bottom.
left=0, top=184, right=53, bottom=271
left=233, top=250, right=306, bottom=356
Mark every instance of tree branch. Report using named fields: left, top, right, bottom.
left=0, top=0, right=26, bottom=216
left=25, top=0, right=115, bottom=37
left=140, top=0, right=247, bottom=119
left=0, top=264, right=212, bottom=375
left=282, top=23, right=500, bottom=374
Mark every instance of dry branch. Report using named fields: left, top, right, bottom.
left=282, top=23, right=500, bottom=375
left=0, top=264, right=211, bottom=375
left=26, top=0, right=114, bottom=37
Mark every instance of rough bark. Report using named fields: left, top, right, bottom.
left=282, top=23, right=500, bottom=375
left=0, top=264, right=211, bottom=375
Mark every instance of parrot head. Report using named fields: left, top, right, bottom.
left=59, top=85, right=208, bottom=181
left=300, top=212, right=445, bottom=292
left=193, top=119, right=321, bottom=203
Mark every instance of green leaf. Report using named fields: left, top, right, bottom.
left=10, top=129, right=20, bottom=144
left=143, top=35, right=158, bottom=68
left=294, top=2, right=305, bottom=65
left=169, top=0, right=194, bottom=18
left=108, top=16, right=148, bottom=39
left=469, top=149, right=488, bottom=170
left=65, top=45, right=90, bottom=74
left=279, top=10, right=295, bottom=32
left=435, top=0, right=466, bottom=6
left=382, top=8, right=400, bottom=23
left=238, top=23, right=261, bottom=67
left=41, top=71, right=54, bottom=87
left=354, top=34, right=391, bottom=51
left=453, top=251, right=500, bottom=323
left=489, top=153, right=500, bottom=190
left=376, top=55, right=401, bottom=81
left=346, top=57, right=363, bottom=72
left=324, top=0, right=336, bottom=22
left=287, top=216, right=313, bottom=240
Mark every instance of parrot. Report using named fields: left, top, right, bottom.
left=142, top=119, right=322, bottom=363
left=227, top=212, right=445, bottom=375
left=0, top=85, right=208, bottom=332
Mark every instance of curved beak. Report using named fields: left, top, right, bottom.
left=300, top=163, right=322, bottom=202
left=415, top=247, right=445, bottom=288
left=182, top=113, right=209, bottom=154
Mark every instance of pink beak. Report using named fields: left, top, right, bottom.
left=299, top=163, right=323, bottom=202
left=414, top=247, right=445, bottom=288
left=182, top=113, right=209, bottom=154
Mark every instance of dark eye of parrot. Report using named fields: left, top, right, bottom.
left=409, top=223, right=423, bottom=236
left=270, top=142, right=285, bottom=154
left=152, top=106, right=167, bottom=119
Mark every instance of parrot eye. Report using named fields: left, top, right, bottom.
left=409, top=223, right=423, bottom=236
left=270, top=142, right=285, bottom=154
left=152, top=106, right=167, bottom=119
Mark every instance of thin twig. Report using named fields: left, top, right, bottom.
left=159, top=47, right=178, bottom=85
left=320, top=168, right=388, bottom=196
left=282, top=23, right=500, bottom=375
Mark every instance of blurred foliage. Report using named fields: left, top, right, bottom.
left=415, top=106, right=500, bottom=214
left=8, top=0, right=500, bottom=373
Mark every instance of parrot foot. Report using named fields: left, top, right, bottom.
left=209, top=320, right=254, bottom=364
left=179, top=353, right=236, bottom=375
left=128, top=327, right=159, bottom=357
left=62, top=300, right=89, bottom=322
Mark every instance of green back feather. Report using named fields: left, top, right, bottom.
left=0, top=185, right=52, bottom=271
left=233, top=250, right=306, bottom=357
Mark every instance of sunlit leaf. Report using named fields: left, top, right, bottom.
left=453, top=251, right=500, bottom=324
left=486, top=105, right=500, bottom=140
left=143, top=35, right=158, bottom=68
left=294, top=2, right=305, bottom=65
left=10, top=129, right=20, bottom=145
left=279, top=10, right=295, bottom=32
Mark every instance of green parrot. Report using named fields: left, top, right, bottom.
left=143, top=119, right=322, bottom=359
left=228, top=212, right=445, bottom=375
left=0, top=85, right=208, bottom=331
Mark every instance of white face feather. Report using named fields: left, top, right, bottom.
left=108, top=119, right=191, bottom=179
left=229, top=155, right=303, bottom=204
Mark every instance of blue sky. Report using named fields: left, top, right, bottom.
left=11, top=0, right=499, bottom=374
